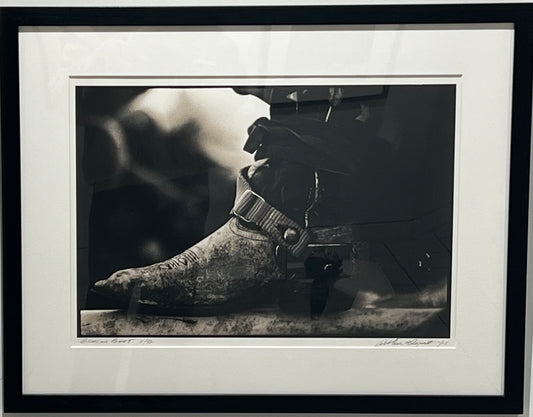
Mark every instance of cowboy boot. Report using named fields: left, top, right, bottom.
left=93, top=150, right=390, bottom=317
left=92, top=157, right=325, bottom=314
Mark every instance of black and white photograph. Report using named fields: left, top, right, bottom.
left=77, top=84, right=455, bottom=338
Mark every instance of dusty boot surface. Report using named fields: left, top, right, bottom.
left=93, top=217, right=282, bottom=312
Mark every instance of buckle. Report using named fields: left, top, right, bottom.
left=232, top=189, right=266, bottom=223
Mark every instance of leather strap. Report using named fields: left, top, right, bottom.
left=231, top=169, right=309, bottom=257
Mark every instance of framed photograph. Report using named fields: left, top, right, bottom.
left=2, top=4, right=531, bottom=414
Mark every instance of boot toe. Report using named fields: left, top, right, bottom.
left=93, top=268, right=140, bottom=299
left=91, top=220, right=282, bottom=310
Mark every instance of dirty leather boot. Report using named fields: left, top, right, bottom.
left=92, top=158, right=321, bottom=314
left=93, top=158, right=381, bottom=317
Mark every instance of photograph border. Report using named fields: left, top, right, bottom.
left=2, top=4, right=532, bottom=414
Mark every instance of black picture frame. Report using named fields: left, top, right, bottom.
left=2, top=4, right=532, bottom=414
